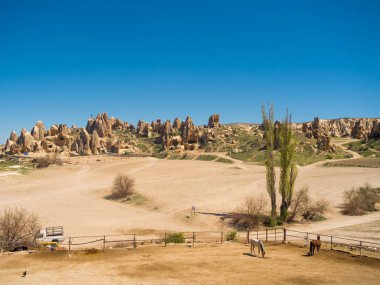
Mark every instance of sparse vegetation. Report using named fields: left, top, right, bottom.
left=230, top=196, right=267, bottom=230
left=345, top=139, right=380, bottom=158
left=287, top=186, right=329, bottom=222
left=108, top=174, right=135, bottom=199
left=342, top=184, right=380, bottom=216
left=324, top=158, right=380, bottom=168
left=165, top=232, right=185, bottom=244
left=225, top=230, right=237, bottom=241
left=196, top=155, right=218, bottom=161
left=0, top=207, right=40, bottom=251
left=215, top=157, right=233, bottom=164
left=127, top=194, right=148, bottom=205
left=33, top=154, right=63, bottom=168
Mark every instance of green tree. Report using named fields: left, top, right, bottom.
left=279, top=110, right=298, bottom=220
left=262, top=104, right=277, bottom=217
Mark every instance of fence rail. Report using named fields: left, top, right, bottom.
left=59, top=228, right=380, bottom=259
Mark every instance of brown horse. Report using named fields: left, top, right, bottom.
left=309, top=235, right=321, bottom=256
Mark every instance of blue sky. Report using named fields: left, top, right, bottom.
left=0, top=0, right=379, bottom=142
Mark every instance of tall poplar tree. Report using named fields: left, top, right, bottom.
left=279, top=110, right=298, bottom=220
left=262, top=104, right=277, bottom=217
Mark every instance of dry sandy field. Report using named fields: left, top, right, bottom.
left=1, top=154, right=380, bottom=239
left=0, top=243, right=379, bottom=285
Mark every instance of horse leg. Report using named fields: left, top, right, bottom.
left=309, top=242, right=313, bottom=256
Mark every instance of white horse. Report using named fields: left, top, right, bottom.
left=250, top=239, right=265, bottom=258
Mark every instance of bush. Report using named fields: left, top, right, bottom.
left=230, top=196, right=267, bottom=230
left=110, top=174, right=135, bottom=199
left=165, top=232, right=185, bottom=244
left=288, top=186, right=329, bottom=222
left=301, top=198, right=329, bottom=220
left=342, top=184, right=380, bottom=215
left=33, top=154, right=63, bottom=168
left=225, top=230, right=237, bottom=241
left=0, top=207, right=40, bottom=251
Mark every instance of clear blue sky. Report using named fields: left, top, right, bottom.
left=1, top=0, right=379, bottom=143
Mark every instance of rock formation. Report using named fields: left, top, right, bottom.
left=316, top=132, right=332, bottom=151
left=181, top=116, right=197, bottom=143
left=300, top=117, right=379, bottom=140
left=172, top=118, right=182, bottom=130
left=9, top=131, right=18, bottom=142
left=137, top=120, right=151, bottom=137
left=160, top=120, right=172, bottom=149
left=208, top=114, right=221, bottom=128
left=4, top=112, right=378, bottom=158
left=31, top=121, right=46, bottom=140
left=18, top=129, right=35, bottom=153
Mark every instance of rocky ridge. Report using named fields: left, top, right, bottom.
left=1, top=114, right=379, bottom=157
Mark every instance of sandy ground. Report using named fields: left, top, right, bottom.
left=1, top=153, right=380, bottom=238
left=0, top=243, right=379, bottom=285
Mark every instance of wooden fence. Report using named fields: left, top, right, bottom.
left=60, top=228, right=380, bottom=259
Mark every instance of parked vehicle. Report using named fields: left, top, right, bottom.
left=36, top=226, right=65, bottom=244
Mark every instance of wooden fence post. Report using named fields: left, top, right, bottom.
left=256, top=230, right=258, bottom=240
left=220, top=232, right=223, bottom=244
left=164, top=232, right=167, bottom=247
left=69, top=237, right=71, bottom=251
left=330, top=236, right=333, bottom=250
left=275, top=229, right=277, bottom=242
left=247, top=230, right=250, bottom=244
left=192, top=232, right=195, bottom=247
left=283, top=228, right=287, bottom=243
left=133, top=234, right=136, bottom=248
left=306, top=232, right=309, bottom=246
left=360, top=241, right=362, bottom=256
left=266, top=229, right=268, bottom=243
left=103, top=235, right=106, bottom=251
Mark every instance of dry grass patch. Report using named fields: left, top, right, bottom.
left=324, top=158, right=380, bottom=168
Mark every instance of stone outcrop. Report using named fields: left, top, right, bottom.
left=151, top=119, right=162, bottom=133
left=86, top=113, right=112, bottom=138
left=137, top=120, right=151, bottom=137
left=201, top=129, right=215, bottom=145
left=4, top=112, right=380, bottom=158
left=31, top=121, right=46, bottom=140
left=301, top=117, right=379, bottom=140
left=172, top=118, right=182, bottom=130
left=9, top=131, right=18, bottom=142
left=370, top=121, right=380, bottom=139
left=316, top=132, right=332, bottom=151
left=181, top=116, right=199, bottom=144
left=90, top=130, right=101, bottom=155
left=48, top=125, right=59, bottom=136
left=160, top=120, right=172, bottom=149
left=208, top=114, right=221, bottom=128
left=17, top=129, right=35, bottom=153
left=109, top=117, right=127, bottom=131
